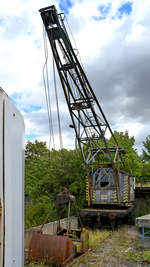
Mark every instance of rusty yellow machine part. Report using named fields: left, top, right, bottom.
left=29, top=229, right=89, bottom=266
left=29, top=232, right=75, bottom=266
left=28, top=190, right=89, bottom=266
left=72, top=230, right=89, bottom=254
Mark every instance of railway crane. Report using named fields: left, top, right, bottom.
left=39, top=5, right=135, bottom=227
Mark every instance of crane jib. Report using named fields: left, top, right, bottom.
left=39, top=5, right=135, bottom=210
left=39, top=5, right=124, bottom=161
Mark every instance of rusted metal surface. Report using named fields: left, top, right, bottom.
left=109, top=213, right=116, bottom=220
left=28, top=227, right=89, bottom=265
left=29, top=232, right=75, bottom=265
left=80, top=205, right=134, bottom=216
left=28, top=190, right=89, bottom=265
left=80, top=205, right=135, bottom=229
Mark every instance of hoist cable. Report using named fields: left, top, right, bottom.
left=42, top=25, right=55, bottom=150
left=44, top=29, right=55, bottom=150
left=52, top=57, right=63, bottom=149
left=64, top=16, right=84, bottom=69
left=42, top=28, right=52, bottom=151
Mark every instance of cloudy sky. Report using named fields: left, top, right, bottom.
left=1, top=0, right=150, bottom=153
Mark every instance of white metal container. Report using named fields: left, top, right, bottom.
left=0, top=88, right=24, bottom=267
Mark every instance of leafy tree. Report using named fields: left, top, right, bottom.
left=25, top=141, right=55, bottom=227
left=25, top=140, right=50, bottom=199
left=25, top=141, right=86, bottom=228
left=139, top=135, right=150, bottom=179
left=142, top=135, right=150, bottom=162
left=110, top=131, right=142, bottom=176
left=141, top=162, right=150, bottom=176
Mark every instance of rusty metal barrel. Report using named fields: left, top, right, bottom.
left=29, top=232, right=75, bottom=265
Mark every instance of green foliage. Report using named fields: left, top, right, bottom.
left=25, top=195, right=57, bottom=229
left=25, top=133, right=150, bottom=228
left=25, top=141, right=85, bottom=228
left=112, top=131, right=142, bottom=176
left=25, top=141, right=50, bottom=199
left=142, top=251, right=150, bottom=262
left=143, top=135, right=150, bottom=162
left=140, top=135, right=150, bottom=178
left=132, top=198, right=150, bottom=220
left=141, top=162, right=150, bottom=178
left=88, top=229, right=111, bottom=249
left=89, top=130, right=142, bottom=176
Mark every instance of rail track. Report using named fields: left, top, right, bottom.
left=66, top=225, right=150, bottom=267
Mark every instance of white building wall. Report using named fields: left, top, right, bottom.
left=0, top=89, right=24, bottom=267
left=0, top=90, right=4, bottom=267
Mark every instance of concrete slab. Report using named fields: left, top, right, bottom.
left=136, top=214, right=150, bottom=228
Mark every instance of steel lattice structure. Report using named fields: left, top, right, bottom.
left=39, top=5, right=125, bottom=168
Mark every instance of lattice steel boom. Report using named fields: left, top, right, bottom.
left=39, top=5, right=124, bottom=166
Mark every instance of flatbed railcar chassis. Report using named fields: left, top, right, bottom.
left=79, top=204, right=135, bottom=229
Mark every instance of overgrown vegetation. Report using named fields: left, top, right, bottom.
left=25, top=141, right=86, bottom=228
left=88, top=229, right=111, bottom=249
left=25, top=226, right=150, bottom=266
left=25, top=132, right=150, bottom=228
left=68, top=226, right=150, bottom=267
left=132, top=197, right=150, bottom=222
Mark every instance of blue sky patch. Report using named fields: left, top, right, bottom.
left=92, top=16, right=106, bottom=21
left=10, top=93, right=42, bottom=113
left=2, top=15, right=31, bottom=40
left=59, top=0, right=72, bottom=14
left=0, top=17, right=4, bottom=25
left=112, top=125, right=119, bottom=130
left=93, top=3, right=111, bottom=21
left=11, top=92, right=23, bottom=105
left=23, top=105, right=42, bottom=113
left=26, top=134, right=40, bottom=140
left=98, top=4, right=111, bottom=15
left=35, top=39, right=42, bottom=49
left=118, top=2, right=132, bottom=17
left=11, top=92, right=22, bottom=99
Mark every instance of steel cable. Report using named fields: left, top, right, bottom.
left=43, top=25, right=55, bottom=150
left=53, top=57, right=63, bottom=149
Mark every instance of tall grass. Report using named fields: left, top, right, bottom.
left=88, top=229, right=111, bottom=249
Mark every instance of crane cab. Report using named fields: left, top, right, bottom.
left=89, top=168, right=135, bottom=205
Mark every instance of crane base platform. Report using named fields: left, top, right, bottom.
left=79, top=205, right=135, bottom=229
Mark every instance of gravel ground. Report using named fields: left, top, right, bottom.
left=25, top=225, right=150, bottom=267
left=67, top=225, right=150, bottom=267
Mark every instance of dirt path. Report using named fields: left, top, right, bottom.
left=68, top=225, right=150, bottom=267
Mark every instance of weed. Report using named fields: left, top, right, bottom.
left=124, top=248, right=142, bottom=261
left=88, top=229, right=111, bottom=249
left=142, top=250, right=150, bottom=262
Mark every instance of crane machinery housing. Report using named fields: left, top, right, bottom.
left=39, top=5, right=135, bottom=227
